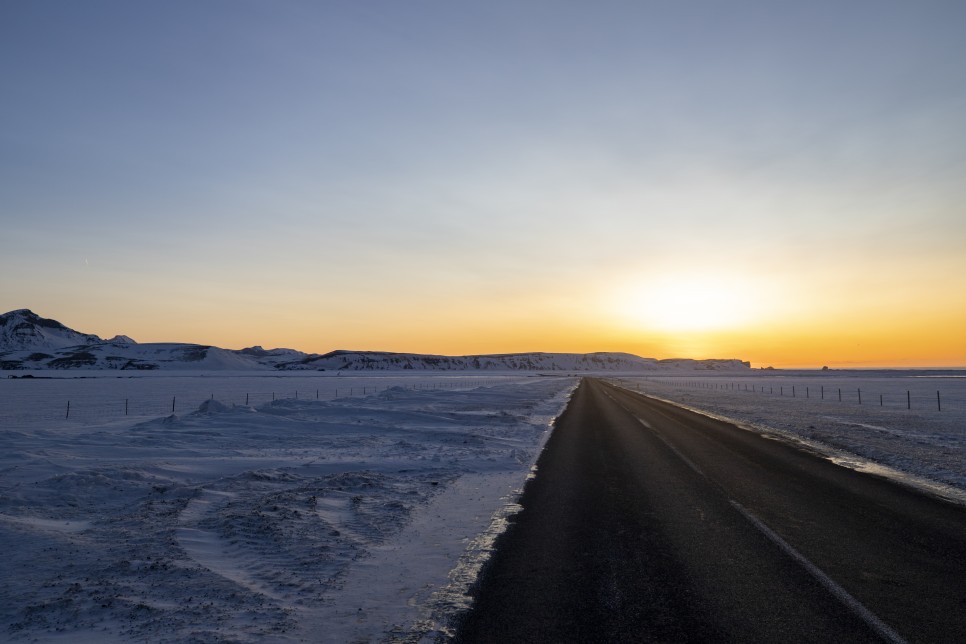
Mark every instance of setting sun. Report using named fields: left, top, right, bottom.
left=3, top=1, right=965, bottom=370
left=612, top=273, right=770, bottom=333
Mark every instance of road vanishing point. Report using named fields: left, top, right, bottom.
left=454, top=378, right=966, bottom=643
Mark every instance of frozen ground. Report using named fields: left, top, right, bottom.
left=609, top=372, right=966, bottom=503
left=0, top=374, right=576, bottom=642
left=0, top=372, right=533, bottom=428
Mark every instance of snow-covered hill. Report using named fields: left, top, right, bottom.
left=275, top=350, right=749, bottom=372
left=0, top=309, right=101, bottom=351
left=0, top=310, right=284, bottom=371
left=0, top=310, right=751, bottom=372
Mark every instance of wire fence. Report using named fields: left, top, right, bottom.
left=612, top=375, right=966, bottom=414
left=6, top=372, right=962, bottom=428
left=0, top=376, right=519, bottom=427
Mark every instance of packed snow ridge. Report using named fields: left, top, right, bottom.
left=0, top=310, right=751, bottom=372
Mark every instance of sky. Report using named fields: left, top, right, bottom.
left=2, top=0, right=965, bottom=368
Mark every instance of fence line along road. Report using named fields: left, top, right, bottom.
left=618, top=376, right=959, bottom=413
left=1, top=377, right=508, bottom=425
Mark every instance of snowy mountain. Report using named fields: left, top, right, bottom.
left=0, top=310, right=751, bottom=372
left=0, top=309, right=101, bottom=351
left=0, top=310, right=279, bottom=371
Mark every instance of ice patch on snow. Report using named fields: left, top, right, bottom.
left=0, top=514, right=91, bottom=533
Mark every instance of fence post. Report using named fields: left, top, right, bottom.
left=793, top=386, right=796, bottom=397
left=172, top=396, right=176, bottom=413
left=880, top=394, right=883, bottom=407
left=937, top=390, right=941, bottom=412
left=246, top=393, right=249, bottom=405
left=838, top=388, right=841, bottom=402
left=66, top=400, right=70, bottom=419
left=907, top=391, right=911, bottom=410
left=821, top=385, right=824, bottom=400
left=858, top=388, right=862, bottom=404
left=126, top=399, right=129, bottom=415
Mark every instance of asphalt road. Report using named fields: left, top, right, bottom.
left=454, top=378, right=966, bottom=643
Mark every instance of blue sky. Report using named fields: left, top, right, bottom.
left=2, top=1, right=965, bottom=365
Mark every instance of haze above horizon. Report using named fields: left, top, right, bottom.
left=2, top=1, right=965, bottom=369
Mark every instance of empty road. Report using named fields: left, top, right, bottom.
left=455, top=378, right=966, bottom=643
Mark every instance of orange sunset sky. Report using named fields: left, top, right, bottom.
left=3, top=2, right=965, bottom=368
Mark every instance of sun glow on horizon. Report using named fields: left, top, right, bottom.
left=611, top=272, right=775, bottom=334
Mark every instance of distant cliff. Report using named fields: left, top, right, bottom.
left=275, top=350, right=751, bottom=372
left=0, top=310, right=751, bottom=372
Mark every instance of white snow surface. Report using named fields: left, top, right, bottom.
left=609, top=372, right=966, bottom=504
left=0, top=373, right=577, bottom=642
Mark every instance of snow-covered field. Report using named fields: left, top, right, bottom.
left=609, top=372, right=966, bottom=503
left=0, top=373, right=576, bottom=642
left=0, top=372, right=535, bottom=428
left=3, top=369, right=964, bottom=642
